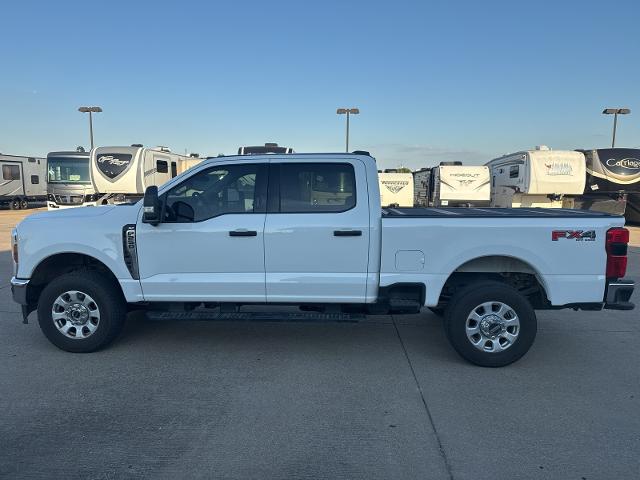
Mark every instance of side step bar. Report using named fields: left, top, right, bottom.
left=146, top=311, right=364, bottom=322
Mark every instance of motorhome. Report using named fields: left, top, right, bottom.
left=429, top=162, right=490, bottom=207
left=91, top=145, right=198, bottom=204
left=0, top=154, right=47, bottom=209
left=572, top=148, right=640, bottom=220
left=238, top=143, right=294, bottom=155
left=412, top=168, right=431, bottom=207
left=46, top=150, right=97, bottom=210
left=486, top=147, right=586, bottom=208
left=378, top=170, right=414, bottom=207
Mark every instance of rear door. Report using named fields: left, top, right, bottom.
left=264, top=159, right=370, bottom=303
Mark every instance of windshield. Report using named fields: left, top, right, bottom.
left=47, top=157, right=91, bottom=184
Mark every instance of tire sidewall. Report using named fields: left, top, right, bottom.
left=445, top=282, right=537, bottom=367
left=37, top=274, right=123, bottom=352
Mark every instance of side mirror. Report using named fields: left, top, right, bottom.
left=142, top=186, right=161, bottom=225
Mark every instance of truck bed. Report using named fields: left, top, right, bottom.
left=382, top=207, right=620, bottom=218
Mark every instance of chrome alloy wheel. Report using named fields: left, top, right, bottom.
left=51, top=290, right=101, bottom=339
left=465, top=301, right=520, bottom=353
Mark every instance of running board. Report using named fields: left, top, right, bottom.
left=146, top=311, right=363, bottom=322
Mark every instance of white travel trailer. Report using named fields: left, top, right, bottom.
left=91, top=145, right=199, bottom=204
left=412, top=168, right=431, bottom=207
left=378, top=170, right=414, bottom=207
left=0, top=154, right=47, bottom=209
left=486, top=146, right=586, bottom=208
left=178, top=154, right=203, bottom=175
left=429, top=162, right=490, bottom=207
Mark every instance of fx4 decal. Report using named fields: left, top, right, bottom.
left=552, top=230, right=596, bottom=241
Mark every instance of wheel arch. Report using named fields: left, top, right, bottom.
left=438, top=254, right=550, bottom=308
left=27, top=252, right=123, bottom=306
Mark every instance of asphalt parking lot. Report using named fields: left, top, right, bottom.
left=1, top=209, right=639, bottom=479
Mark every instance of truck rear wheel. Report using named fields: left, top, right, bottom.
left=37, top=271, right=127, bottom=353
left=444, top=281, right=537, bottom=367
left=9, top=198, right=21, bottom=210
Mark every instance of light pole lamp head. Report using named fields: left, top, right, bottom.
left=603, top=108, right=631, bottom=115
left=337, top=108, right=360, bottom=114
left=78, top=106, right=103, bottom=113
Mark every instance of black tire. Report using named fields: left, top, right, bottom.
left=37, top=271, right=127, bottom=352
left=20, top=198, right=29, bottom=209
left=9, top=198, right=20, bottom=210
left=444, top=281, right=537, bottom=367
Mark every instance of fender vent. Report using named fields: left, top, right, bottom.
left=122, top=224, right=139, bottom=279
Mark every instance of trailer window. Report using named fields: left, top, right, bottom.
left=164, top=163, right=267, bottom=222
left=31, top=175, right=39, bottom=184
left=171, top=162, right=177, bottom=178
left=2, top=165, right=20, bottom=180
left=279, top=163, right=356, bottom=213
left=510, top=166, right=519, bottom=178
left=156, top=160, right=169, bottom=174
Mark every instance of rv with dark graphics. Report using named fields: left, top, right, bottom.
left=0, top=154, right=47, bottom=209
left=91, top=145, right=200, bottom=204
left=573, top=148, right=640, bottom=223
left=412, top=168, right=431, bottom=207
left=46, top=150, right=97, bottom=210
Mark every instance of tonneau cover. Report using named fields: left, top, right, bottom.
left=382, top=207, right=620, bottom=218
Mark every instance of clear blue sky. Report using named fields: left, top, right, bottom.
left=1, top=0, right=639, bottom=169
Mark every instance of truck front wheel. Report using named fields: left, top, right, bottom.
left=444, top=281, right=537, bottom=367
left=37, top=271, right=127, bottom=352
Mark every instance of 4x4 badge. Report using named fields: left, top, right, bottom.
left=552, top=230, right=596, bottom=241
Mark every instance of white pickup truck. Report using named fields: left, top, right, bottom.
left=11, top=152, right=635, bottom=366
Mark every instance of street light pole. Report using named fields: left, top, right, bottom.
left=337, top=108, right=360, bottom=152
left=78, top=106, right=103, bottom=150
left=602, top=108, right=631, bottom=148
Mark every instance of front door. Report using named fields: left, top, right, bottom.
left=137, top=161, right=268, bottom=302
left=264, top=160, right=371, bottom=303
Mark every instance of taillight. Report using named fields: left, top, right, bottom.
left=606, top=227, right=629, bottom=279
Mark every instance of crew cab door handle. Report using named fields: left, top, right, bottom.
left=333, top=230, right=362, bottom=237
left=229, top=230, right=257, bottom=237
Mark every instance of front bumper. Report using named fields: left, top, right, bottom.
left=11, top=277, right=33, bottom=324
left=11, top=277, right=29, bottom=305
left=604, top=279, right=635, bottom=310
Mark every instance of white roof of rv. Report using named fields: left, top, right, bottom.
left=485, top=148, right=581, bottom=166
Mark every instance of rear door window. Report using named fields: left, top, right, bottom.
left=278, top=163, right=356, bottom=213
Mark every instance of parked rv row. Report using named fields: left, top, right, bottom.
left=378, top=146, right=640, bottom=224
left=1, top=143, right=298, bottom=210
left=3, top=144, right=639, bottom=224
